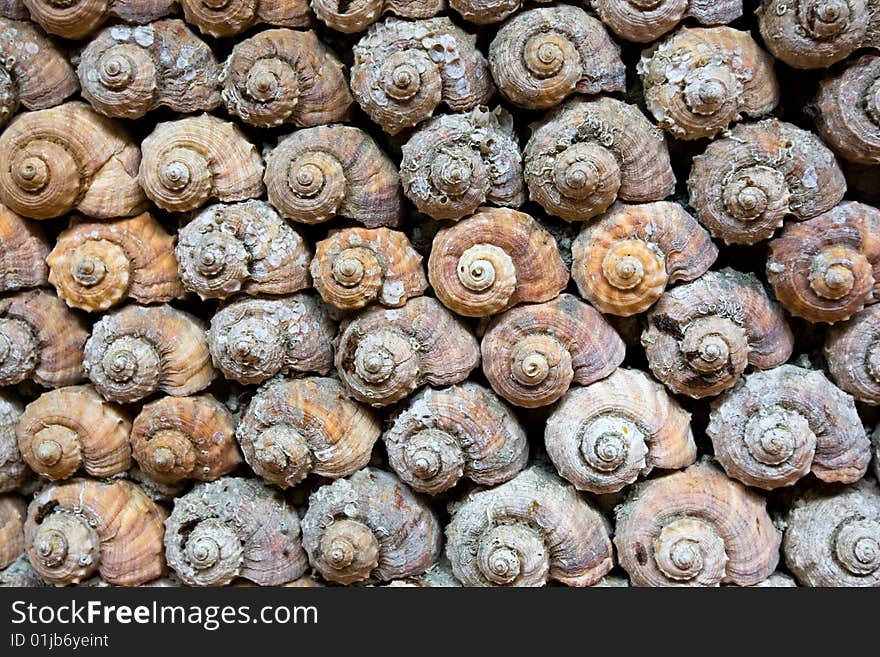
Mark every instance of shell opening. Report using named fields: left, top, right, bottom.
left=32, top=511, right=100, bottom=584
left=402, top=428, right=465, bottom=486
left=654, top=518, right=727, bottom=584
left=743, top=410, right=813, bottom=466
left=523, top=34, right=569, bottom=80
left=800, top=0, right=849, bottom=39
left=834, top=518, right=880, bottom=576
left=477, top=524, right=547, bottom=586
left=319, top=519, right=379, bottom=580
left=579, top=417, right=642, bottom=473
left=182, top=518, right=244, bottom=586
left=682, top=67, right=735, bottom=117
left=430, top=147, right=479, bottom=197
left=457, top=244, right=516, bottom=295
left=98, top=53, right=135, bottom=91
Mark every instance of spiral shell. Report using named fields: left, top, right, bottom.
left=591, top=0, right=743, bottom=43
left=22, top=0, right=174, bottom=40
left=302, top=468, right=441, bottom=584
left=0, top=204, right=49, bottom=293
left=313, top=0, right=443, bottom=33
left=84, top=304, right=214, bottom=403
left=447, top=0, right=529, bottom=24
left=265, top=125, right=403, bottom=227
left=179, top=0, right=312, bottom=38
left=208, top=294, right=335, bottom=385
left=688, top=119, right=847, bottom=245
left=0, top=393, right=27, bottom=494
left=825, top=305, right=880, bottom=404
left=165, top=477, right=308, bottom=586
left=140, top=113, right=264, bottom=213
left=638, top=27, right=779, bottom=140
left=0, top=496, right=25, bottom=569
left=572, top=202, right=717, bottom=316
left=350, top=17, right=494, bottom=135
left=524, top=97, right=676, bottom=222
left=642, top=269, right=794, bottom=398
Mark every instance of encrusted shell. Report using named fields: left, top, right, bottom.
left=312, top=0, right=444, bottom=33
left=0, top=496, right=25, bottom=570
left=0, top=204, right=49, bottom=293
left=0, top=393, right=27, bottom=493
left=179, top=0, right=312, bottom=38
left=825, top=305, right=880, bottom=404
left=22, top=0, right=174, bottom=40
left=592, top=0, right=743, bottom=43
left=448, top=0, right=528, bottom=24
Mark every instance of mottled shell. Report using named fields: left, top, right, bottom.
left=482, top=293, right=626, bottom=408
left=208, top=294, right=335, bottom=385
left=400, top=106, right=524, bottom=221
left=313, top=0, right=444, bottom=33
left=384, top=382, right=528, bottom=495
left=750, top=572, right=798, bottom=587
left=0, top=102, right=147, bottom=220
left=165, top=477, right=308, bottom=587
left=638, top=27, right=779, bottom=140
left=614, top=462, right=781, bottom=586
left=335, top=296, right=480, bottom=407
left=350, top=17, right=494, bottom=135
left=688, top=119, right=847, bottom=245
left=874, top=429, right=880, bottom=481
left=446, top=466, right=613, bottom=587
left=825, top=305, right=880, bottom=404
left=0, top=204, right=49, bottom=293
left=524, top=97, right=676, bottom=222
left=448, top=0, right=528, bottom=24
left=220, top=28, right=352, bottom=129
left=237, top=376, right=381, bottom=488
left=642, top=269, right=794, bottom=398
left=301, top=468, right=441, bottom=584
left=22, top=0, right=174, bottom=40
left=0, top=393, right=27, bottom=493
left=592, top=0, right=743, bottom=43
left=26, top=478, right=166, bottom=586
left=707, top=365, right=870, bottom=490
left=572, top=202, right=717, bottom=316
left=179, top=0, right=312, bottom=38
left=311, top=227, right=426, bottom=310
left=139, top=113, right=264, bottom=213
left=177, top=200, right=311, bottom=301
left=265, top=125, right=403, bottom=227
left=131, top=394, right=241, bottom=485
left=84, top=304, right=214, bottom=403
left=0, top=552, right=43, bottom=587
left=767, top=202, right=880, bottom=324
left=0, top=496, right=25, bottom=569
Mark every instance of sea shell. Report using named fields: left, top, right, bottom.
left=825, top=305, right=880, bottom=404
left=22, top=0, right=174, bottom=40
left=312, top=0, right=444, bottom=33
left=0, top=204, right=49, bottom=293
left=0, top=496, right=25, bottom=570
left=592, top=0, right=743, bottom=43
left=0, top=393, right=28, bottom=494
left=178, top=0, right=312, bottom=38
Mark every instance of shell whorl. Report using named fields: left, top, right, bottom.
left=178, top=0, right=311, bottom=38
left=825, top=305, right=880, bottom=404
left=22, top=0, right=174, bottom=39
left=591, top=0, right=744, bottom=43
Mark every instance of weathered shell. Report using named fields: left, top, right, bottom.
left=26, top=478, right=166, bottom=586
left=638, top=27, right=779, bottom=140
left=524, top=97, right=676, bottom=222
left=874, top=428, right=880, bottom=481
left=825, top=305, right=880, bottom=404
left=177, top=200, right=311, bottom=301
left=312, top=0, right=444, bottom=33
left=208, top=294, right=335, bottom=385
left=447, top=0, right=532, bottom=24
left=22, top=0, right=174, bottom=40
left=0, top=496, right=25, bottom=569
left=0, top=393, right=27, bottom=494
left=446, top=466, right=613, bottom=587
left=237, top=376, right=381, bottom=488
left=642, top=269, right=794, bottom=398
left=0, top=204, right=49, bottom=293
left=131, top=394, right=241, bottom=485
left=749, top=572, right=798, bottom=587
left=0, top=552, right=43, bottom=587
left=0, top=102, right=147, bottom=220
left=350, top=17, right=494, bottom=135
left=384, top=382, right=528, bottom=495
left=335, top=296, right=480, bottom=407
left=311, top=227, right=426, bottom=310
left=614, top=462, right=781, bottom=586
left=126, top=465, right=187, bottom=504
left=179, top=0, right=312, bottom=38
left=482, top=293, right=625, bottom=408
left=571, top=202, right=717, bottom=316
left=165, top=477, right=308, bottom=586
left=265, top=125, right=403, bottom=227
left=139, top=113, right=264, bottom=213
left=707, top=365, right=870, bottom=490
left=767, top=202, right=880, bottom=324
left=84, top=304, right=214, bottom=403
left=688, top=119, right=847, bottom=245
left=220, top=28, right=352, bottom=129
left=592, top=0, right=743, bottom=43
left=301, top=468, right=441, bottom=584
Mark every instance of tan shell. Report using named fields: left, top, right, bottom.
left=350, top=17, right=494, bottom=135
left=311, top=227, right=426, bottom=310
left=825, top=305, right=880, bottom=404
left=179, top=0, right=312, bottom=38
left=0, top=102, right=147, bottom=220
left=22, top=0, right=173, bottom=40
left=524, top=97, right=676, bottom=222
left=614, top=462, right=781, bottom=586
left=688, top=119, right=847, bottom=245
left=0, top=496, right=25, bottom=570
left=446, top=466, right=613, bottom=587
left=591, top=0, right=743, bottom=43
left=767, top=202, right=880, bottom=324
left=237, top=376, right=381, bottom=488
left=301, top=467, right=441, bottom=584
left=482, top=293, right=626, bottom=408
left=638, top=27, right=779, bottom=140
left=749, top=572, right=798, bottom=588
left=545, top=368, right=696, bottom=494
left=448, top=0, right=531, bottom=24
left=642, top=269, right=794, bottom=398
left=131, top=394, right=241, bottom=485
left=400, top=106, right=525, bottom=221
left=165, top=477, right=308, bottom=586
left=208, top=294, right=335, bottom=385
left=572, top=202, right=717, bottom=316
left=26, top=478, right=166, bottom=586
left=384, top=382, right=528, bottom=495
left=220, top=28, right=352, bottom=129
left=83, top=304, right=214, bottom=403
left=265, top=125, right=403, bottom=227
left=139, top=113, right=264, bottom=213
left=312, top=0, right=444, bottom=33
left=0, top=393, right=28, bottom=494
left=0, top=204, right=49, bottom=293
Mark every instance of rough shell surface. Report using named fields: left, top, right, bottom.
left=825, top=305, right=880, bottom=404
left=312, top=0, right=444, bottom=33
left=592, top=0, right=743, bottom=43
left=0, top=204, right=49, bottom=293
left=22, top=0, right=174, bottom=40
left=0, top=496, right=25, bottom=570
left=0, top=393, right=27, bottom=493
left=178, top=0, right=312, bottom=38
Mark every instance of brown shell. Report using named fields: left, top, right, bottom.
left=0, top=204, right=49, bottom=293
left=350, top=17, right=494, bottom=135
left=571, top=202, right=717, bottom=316
left=312, top=0, right=444, bottom=33
left=688, top=119, right=847, bottom=245
left=179, top=0, right=312, bottom=38
left=448, top=0, right=526, bottom=24
left=22, top=0, right=174, bottom=40
left=481, top=293, right=626, bottom=408
left=0, top=552, right=44, bottom=587
left=311, top=227, right=426, bottom=310
left=524, top=97, right=676, bottom=222
left=0, top=495, right=25, bottom=569
left=0, top=392, right=28, bottom=494
left=335, top=296, right=480, bottom=407
left=591, top=0, right=743, bottom=43
left=825, top=305, right=880, bottom=404
left=767, top=202, right=880, bottom=324
left=638, top=27, right=779, bottom=140
left=642, top=268, right=794, bottom=398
